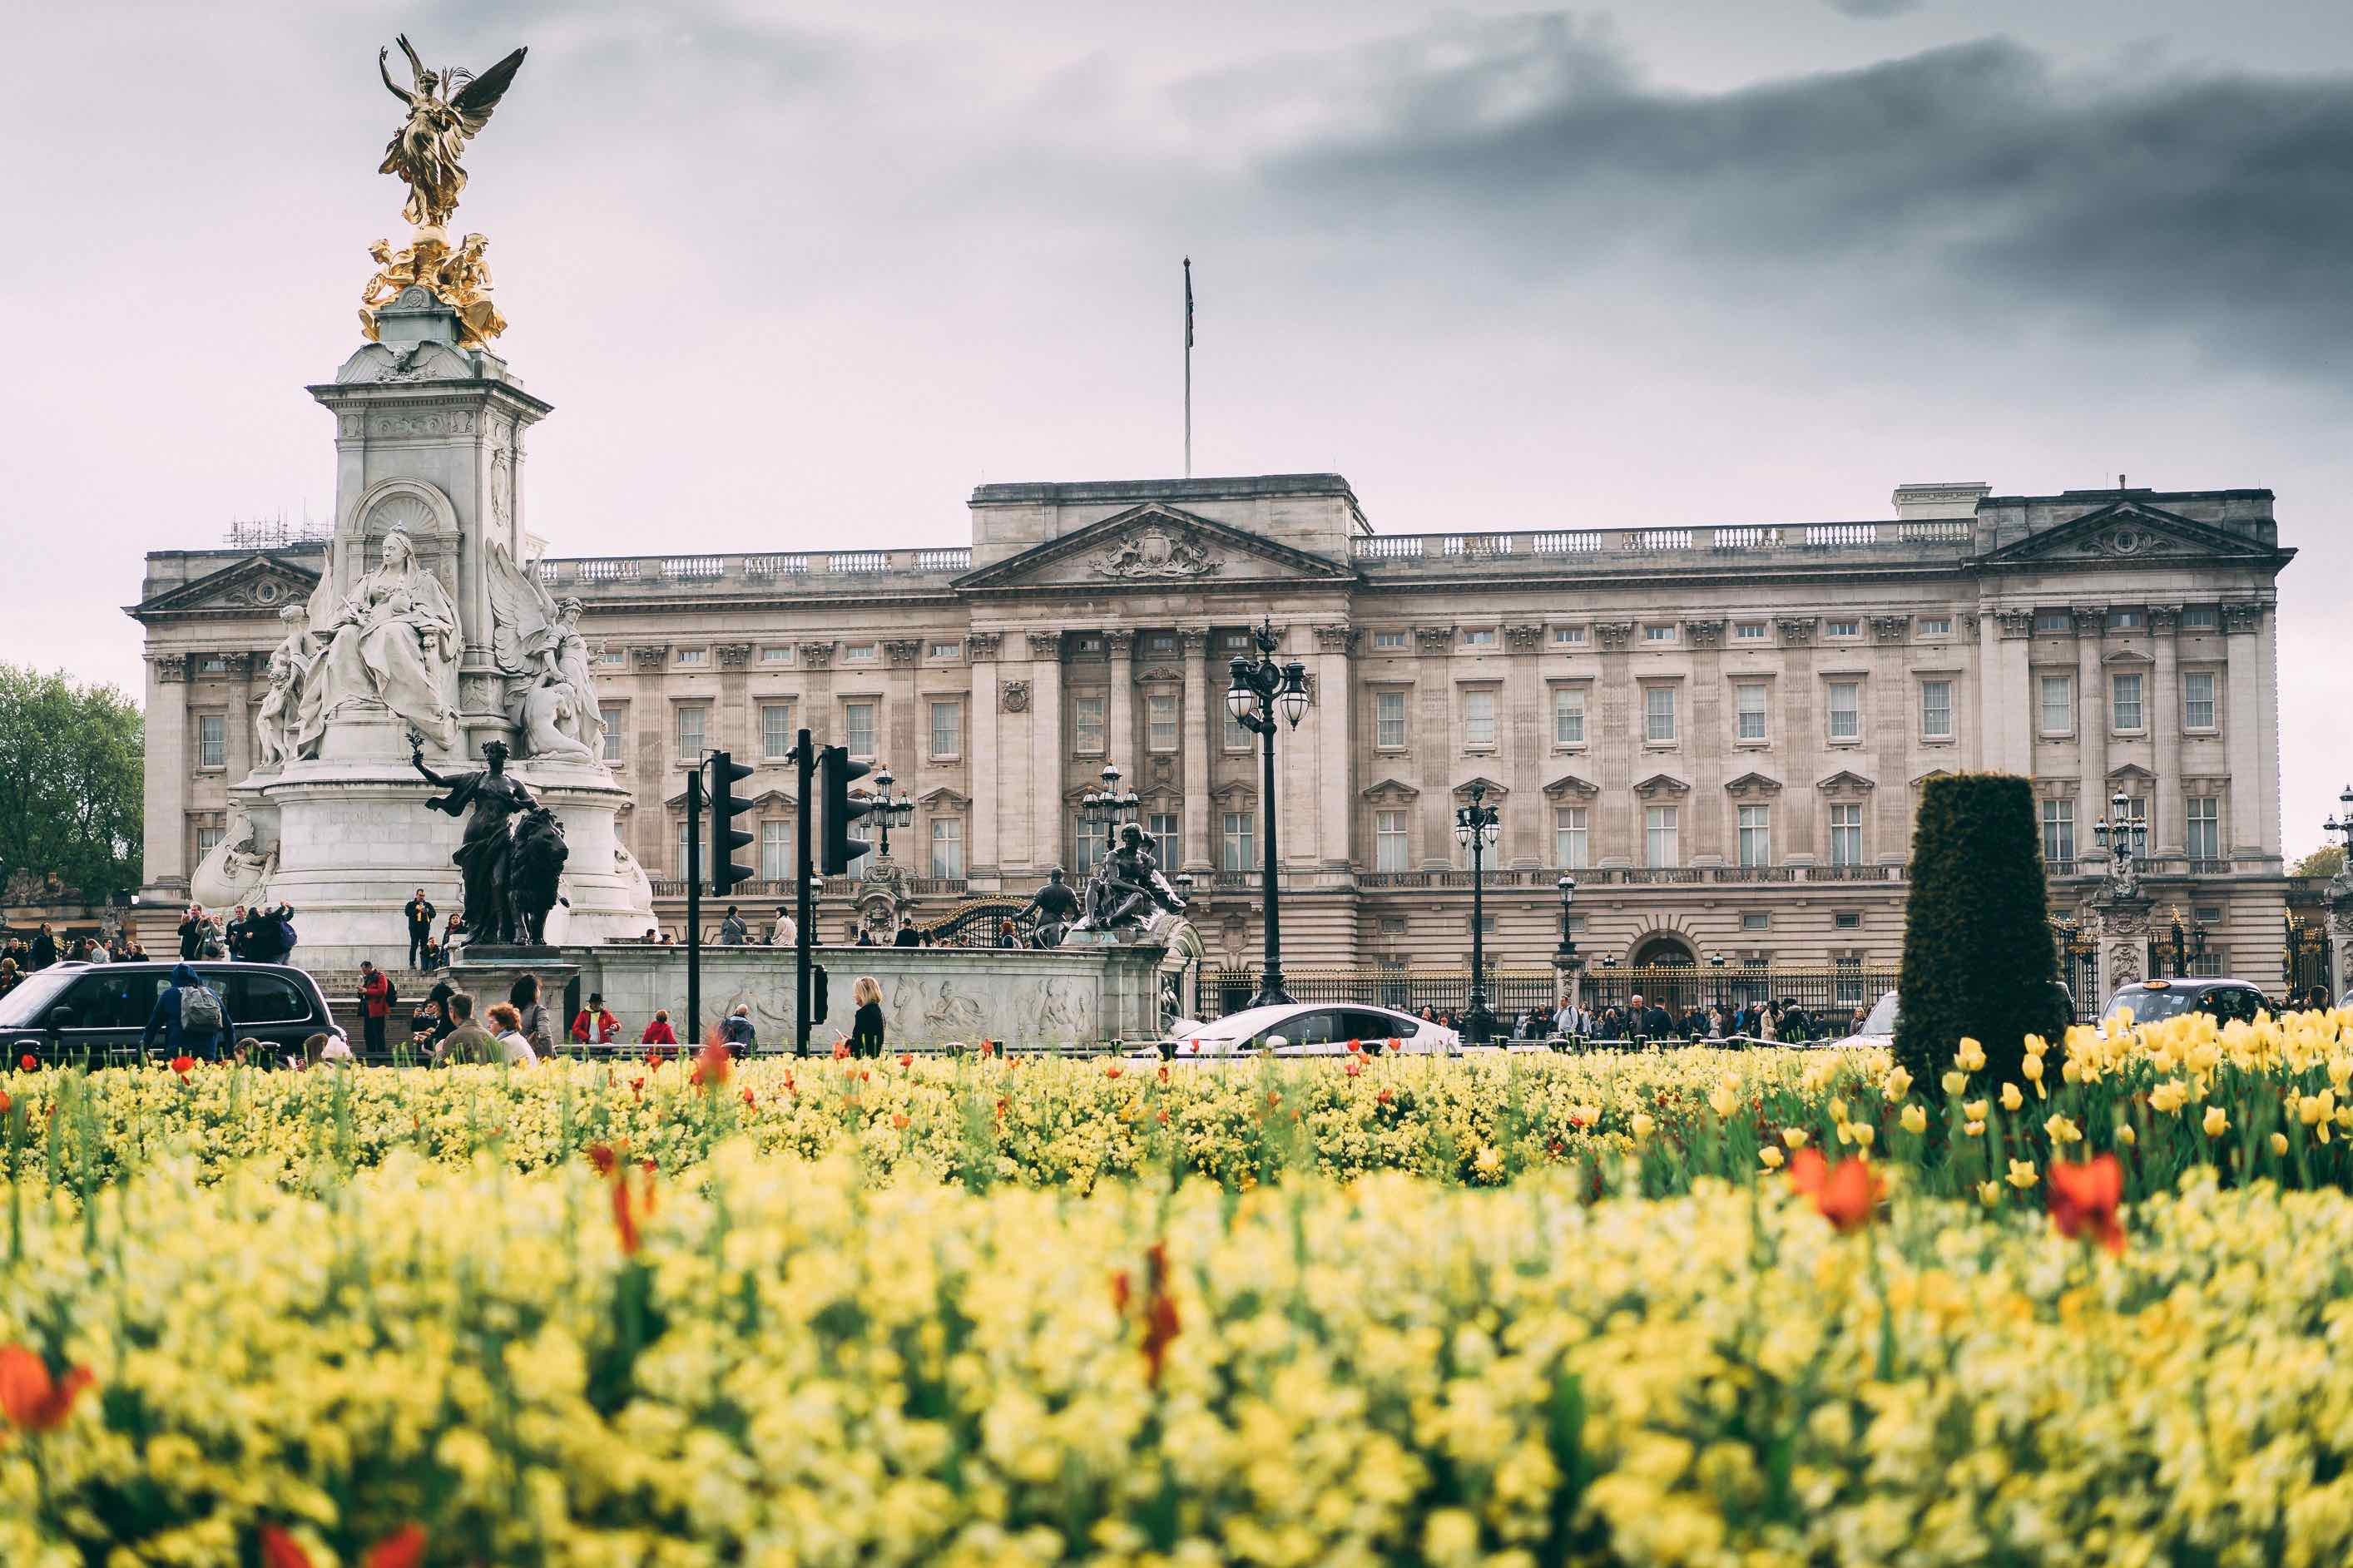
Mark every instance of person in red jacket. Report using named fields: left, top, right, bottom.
left=571, top=992, right=622, bottom=1045
left=639, top=1009, right=676, bottom=1046
left=358, top=960, right=396, bottom=1056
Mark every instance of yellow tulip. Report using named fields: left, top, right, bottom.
left=2005, top=1159, right=2038, bottom=1190
left=1630, top=1112, right=1656, bottom=1141
left=2021, top=1055, right=2043, bottom=1084
left=1964, top=1100, right=1989, bottom=1122
left=2000, top=1083, right=2024, bottom=1113
left=1782, top=1128, right=1809, bottom=1149
left=1882, top=1066, right=1913, bottom=1101
left=1978, top=1179, right=2002, bottom=1205
left=2271, top=1132, right=2291, bottom=1157
left=2043, top=1113, right=2082, bottom=1146
left=2024, top=1032, right=2048, bottom=1058
left=2117, top=1123, right=2137, bottom=1147
left=2151, top=1080, right=2188, bottom=1115
left=2202, top=1106, right=2230, bottom=1139
left=1956, top=1036, right=1987, bottom=1071
left=1708, top=1084, right=1737, bottom=1120
left=1964, top=1120, right=1986, bottom=1138
left=1900, top=1104, right=1928, bottom=1135
left=1941, top=1070, right=1969, bottom=1097
left=1758, top=1145, right=1785, bottom=1170
left=1849, top=1123, right=1876, bottom=1151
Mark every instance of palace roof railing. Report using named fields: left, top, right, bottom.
left=1350, top=517, right=1973, bottom=568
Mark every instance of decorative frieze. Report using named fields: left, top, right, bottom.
left=1178, top=629, right=1209, bottom=659
left=2070, top=606, right=2105, bottom=636
left=1103, top=630, right=1135, bottom=659
left=2147, top=604, right=2182, bottom=633
left=153, top=654, right=189, bottom=684
left=1504, top=623, right=1545, bottom=652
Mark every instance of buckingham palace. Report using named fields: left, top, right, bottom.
left=130, top=470, right=2296, bottom=996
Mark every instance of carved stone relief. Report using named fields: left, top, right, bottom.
left=1001, top=680, right=1032, bottom=713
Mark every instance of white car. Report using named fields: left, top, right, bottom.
left=1823, top=990, right=1899, bottom=1051
left=1141, top=1002, right=1459, bottom=1060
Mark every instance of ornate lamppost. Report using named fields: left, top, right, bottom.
left=1225, top=622, right=1310, bottom=1008
left=2165, top=904, right=2208, bottom=980
left=2324, top=784, right=2353, bottom=876
left=1709, top=951, right=1726, bottom=1010
left=868, top=764, right=914, bottom=859
left=1079, top=759, right=1140, bottom=837
left=1554, top=876, right=1579, bottom=957
left=1552, top=876, right=1583, bottom=1036
left=2093, top=789, right=2148, bottom=894
left=1454, top=780, right=1502, bottom=1043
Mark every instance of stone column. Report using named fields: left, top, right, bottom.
left=1181, top=629, right=1212, bottom=873
left=885, top=639, right=923, bottom=777
left=1989, top=610, right=2034, bottom=775
left=1315, top=625, right=1360, bottom=870
left=716, top=643, right=752, bottom=758
left=1593, top=622, right=1637, bottom=864
left=144, top=654, right=191, bottom=893
left=1868, top=615, right=1911, bottom=863
left=796, top=641, right=835, bottom=748
left=1414, top=626, right=1454, bottom=868
left=1028, top=632, right=1065, bottom=874
left=225, top=651, right=259, bottom=782
left=2230, top=602, right=2279, bottom=861
left=1106, top=630, right=1136, bottom=775
left=1503, top=624, right=1545, bottom=867
left=2148, top=606, right=2183, bottom=856
left=2073, top=606, right=2109, bottom=831
left=1684, top=620, right=1727, bottom=864
left=968, top=632, right=1003, bottom=882
left=630, top=644, right=670, bottom=868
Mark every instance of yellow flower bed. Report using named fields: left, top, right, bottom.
left=6, top=1149, right=2353, bottom=1565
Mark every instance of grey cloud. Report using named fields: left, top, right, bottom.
left=1826, top=0, right=1925, bottom=17
left=1265, top=27, right=2353, bottom=371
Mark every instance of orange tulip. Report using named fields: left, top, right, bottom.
left=2048, top=1153, right=2127, bottom=1255
left=258, top=1526, right=313, bottom=1568
left=0, top=1344, right=92, bottom=1432
left=1786, top=1147, right=1880, bottom=1232
left=364, top=1526, right=427, bottom=1568
left=690, top=1035, right=731, bottom=1089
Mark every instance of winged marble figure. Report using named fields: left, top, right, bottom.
left=483, top=539, right=604, bottom=760
left=378, top=34, right=528, bottom=230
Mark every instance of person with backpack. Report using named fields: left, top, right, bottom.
left=142, top=962, right=234, bottom=1061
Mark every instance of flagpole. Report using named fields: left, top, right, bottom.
left=1183, top=255, right=1193, bottom=479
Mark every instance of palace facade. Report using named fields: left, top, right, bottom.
left=131, top=472, right=2295, bottom=995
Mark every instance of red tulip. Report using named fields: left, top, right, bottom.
left=18, top=1054, right=35, bottom=1072
left=690, top=1035, right=731, bottom=1089
left=1345, top=1059, right=1363, bottom=1077
left=364, top=1525, right=427, bottom=1568
left=1788, top=1148, right=1880, bottom=1232
left=1107, top=1065, right=1123, bottom=1079
left=170, top=1055, right=196, bottom=1079
left=0, top=1344, right=92, bottom=1432
left=2048, top=1154, right=2127, bottom=1255
left=898, top=1052, right=914, bottom=1068
left=259, top=1526, right=314, bottom=1568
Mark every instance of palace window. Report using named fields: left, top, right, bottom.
left=841, top=701, right=875, bottom=759
left=1553, top=626, right=1587, bottom=646
left=1643, top=685, right=1677, bottom=744
left=1461, top=628, right=1497, bottom=649
left=1553, top=687, right=1585, bottom=746
left=1223, top=706, right=1251, bottom=752
left=2038, top=675, right=2073, bottom=735
left=1072, top=694, right=1106, bottom=754
left=1737, top=804, right=1771, bottom=868
left=1829, top=803, right=1863, bottom=867
left=1919, top=680, right=1953, bottom=740
left=1375, top=690, right=1408, bottom=749
left=2183, top=670, right=2217, bottom=730
left=1075, top=819, right=1108, bottom=874
left=675, top=648, right=706, bottom=666
left=1733, top=621, right=1767, bottom=641
left=758, top=646, right=791, bottom=665
left=1554, top=806, right=1588, bottom=869
left=1644, top=805, right=1679, bottom=868
left=928, top=699, right=962, bottom=759
left=1148, top=812, right=1179, bottom=869
left=2034, top=609, right=2073, bottom=633
left=1827, top=681, right=1860, bottom=740
left=2182, top=606, right=2221, bottom=631
left=760, top=703, right=795, bottom=760
left=928, top=641, right=961, bottom=660
left=2187, top=798, right=2221, bottom=862
left=1221, top=812, right=1254, bottom=873
left=1734, top=683, right=1767, bottom=742
left=760, top=820, right=792, bottom=881
left=601, top=707, right=622, bottom=764
left=2109, top=609, right=2144, bottom=631
left=675, top=705, right=706, bottom=759
left=2043, top=799, right=2074, bottom=864
left=676, top=819, right=693, bottom=879
left=1825, top=619, right=1860, bottom=639
left=1375, top=810, right=1409, bottom=873
left=842, top=643, right=876, bottom=664
left=1146, top=691, right=1177, bottom=753
left=1145, top=633, right=1177, bottom=655
left=601, top=649, right=628, bottom=666
left=196, top=714, right=225, bottom=769
left=196, top=824, right=223, bottom=855
left=1741, top=911, right=1771, bottom=931
left=2111, top=672, right=2145, bottom=733
left=1834, top=910, right=1863, bottom=930
left=1918, top=616, right=1952, bottom=636
left=1373, top=630, right=1407, bottom=650
left=1462, top=690, right=1497, bottom=749
left=1643, top=624, right=1675, bottom=643
left=929, top=818, right=963, bottom=879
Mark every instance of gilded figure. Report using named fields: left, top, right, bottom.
left=377, top=35, right=528, bottom=231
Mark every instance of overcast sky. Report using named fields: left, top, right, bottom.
left=8, top=0, right=2351, bottom=858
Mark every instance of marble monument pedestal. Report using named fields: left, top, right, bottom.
left=234, top=708, right=652, bottom=970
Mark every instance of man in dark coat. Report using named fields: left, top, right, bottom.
left=404, top=889, right=436, bottom=970
left=175, top=909, right=206, bottom=962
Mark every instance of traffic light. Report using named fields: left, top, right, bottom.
left=810, top=964, right=829, bottom=1026
left=709, top=750, right=755, bottom=896
left=819, top=744, right=873, bottom=874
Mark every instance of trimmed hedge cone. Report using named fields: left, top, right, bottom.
left=1895, top=772, right=2070, bottom=1091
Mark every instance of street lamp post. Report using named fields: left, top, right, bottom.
left=1454, top=780, right=1502, bottom=1043
left=1554, top=876, right=1578, bottom=957
left=1709, top=951, right=1726, bottom=1010
left=1225, top=621, right=1310, bottom=1008
left=869, top=764, right=914, bottom=859
left=2092, top=789, right=2148, bottom=887
left=2324, top=783, right=2353, bottom=864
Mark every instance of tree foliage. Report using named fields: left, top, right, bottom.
left=1895, top=773, right=2070, bottom=1091
left=0, top=664, right=142, bottom=899
left=2292, top=844, right=2346, bottom=879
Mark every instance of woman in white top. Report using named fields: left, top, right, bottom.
left=484, top=1002, right=539, bottom=1066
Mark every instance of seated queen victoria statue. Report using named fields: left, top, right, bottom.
left=314, top=527, right=460, bottom=749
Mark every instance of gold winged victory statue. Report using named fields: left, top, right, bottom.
left=359, top=35, right=528, bottom=351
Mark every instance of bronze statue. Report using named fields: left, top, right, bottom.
left=494, top=804, right=569, bottom=944
left=377, top=35, right=528, bottom=230
left=1073, top=824, right=1186, bottom=934
left=1018, top=868, right=1081, bottom=949
left=413, top=739, right=537, bottom=940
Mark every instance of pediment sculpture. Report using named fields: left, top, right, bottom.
left=1094, top=524, right=1222, bottom=581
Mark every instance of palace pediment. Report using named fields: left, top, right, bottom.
left=127, top=554, right=322, bottom=622
left=1975, top=499, right=2286, bottom=571
left=954, top=502, right=1352, bottom=594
